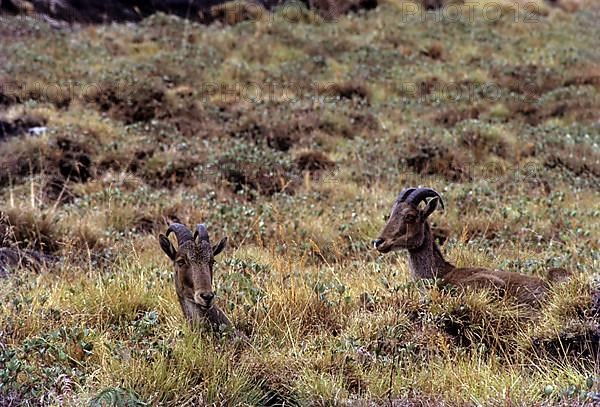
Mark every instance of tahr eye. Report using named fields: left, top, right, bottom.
left=176, top=259, right=186, bottom=267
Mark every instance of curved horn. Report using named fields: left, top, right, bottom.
left=388, top=187, right=417, bottom=216
left=406, top=187, right=445, bottom=209
left=166, top=223, right=193, bottom=246
left=194, top=223, right=209, bottom=242
left=397, top=187, right=417, bottom=202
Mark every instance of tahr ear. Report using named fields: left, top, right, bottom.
left=212, top=237, right=228, bottom=257
left=159, top=234, right=177, bottom=261
left=422, top=197, right=440, bottom=218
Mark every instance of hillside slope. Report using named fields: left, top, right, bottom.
left=0, top=1, right=599, bottom=405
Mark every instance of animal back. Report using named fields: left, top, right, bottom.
left=443, top=267, right=548, bottom=305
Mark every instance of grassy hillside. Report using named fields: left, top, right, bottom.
left=0, top=0, right=599, bottom=405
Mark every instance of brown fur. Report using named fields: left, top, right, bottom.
left=374, top=190, right=562, bottom=305
left=159, top=225, right=231, bottom=330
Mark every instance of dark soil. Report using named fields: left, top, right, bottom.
left=228, top=109, right=323, bottom=152
left=0, top=115, right=46, bottom=142
left=532, top=329, right=600, bottom=362
left=220, top=158, right=290, bottom=196
left=0, top=89, right=16, bottom=106
left=0, top=247, right=59, bottom=276
left=142, top=157, right=202, bottom=188
left=42, top=137, right=95, bottom=201
left=298, top=0, right=378, bottom=20
left=0, top=0, right=379, bottom=23
left=54, top=138, right=93, bottom=183
left=420, top=0, right=464, bottom=11
left=86, top=82, right=166, bottom=124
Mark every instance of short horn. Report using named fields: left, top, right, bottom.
left=406, top=187, right=445, bottom=209
left=166, top=223, right=193, bottom=246
left=194, top=223, right=209, bottom=242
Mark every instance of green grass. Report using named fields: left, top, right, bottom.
left=1, top=1, right=599, bottom=405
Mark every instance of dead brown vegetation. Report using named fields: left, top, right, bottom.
left=0, top=89, right=15, bottom=106
left=433, top=105, right=482, bottom=128
left=1, top=209, right=62, bottom=253
left=416, top=76, right=442, bottom=96
left=0, top=131, right=97, bottom=202
left=229, top=109, right=326, bottom=151
left=545, top=143, right=600, bottom=181
left=307, top=0, right=378, bottom=20
left=45, top=136, right=95, bottom=201
left=86, top=80, right=207, bottom=136
left=404, top=143, right=470, bottom=181
left=86, top=81, right=166, bottom=124
left=220, top=157, right=292, bottom=196
left=321, top=81, right=371, bottom=104
left=509, top=97, right=600, bottom=126
left=266, top=111, right=323, bottom=150
left=459, top=129, right=508, bottom=161
left=295, top=151, right=335, bottom=172
left=419, top=0, right=464, bottom=11
left=492, top=65, right=565, bottom=97
left=134, top=152, right=202, bottom=189
left=493, top=63, right=600, bottom=104
left=0, top=140, right=43, bottom=188
left=210, top=1, right=266, bottom=25
left=421, top=42, right=444, bottom=60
